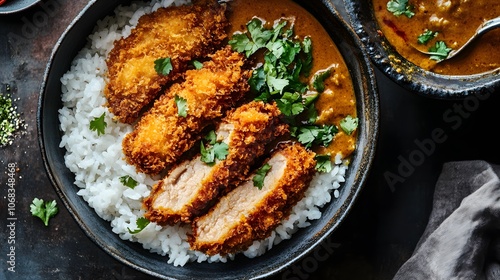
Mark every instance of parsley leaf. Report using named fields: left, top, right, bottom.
left=276, top=92, right=305, bottom=116
left=200, top=131, right=229, bottom=166
left=315, top=154, right=333, bottom=173
left=30, top=198, right=58, bottom=226
left=120, top=175, right=138, bottom=189
left=292, top=125, right=338, bottom=148
left=428, top=41, right=452, bottom=61
left=312, top=69, right=332, bottom=93
left=127, top=217, right=150, bottom=234
left=253, top=163, right=272, bottom=190
left=417, top=30, right=438, bottom=45
left=89, top=113, right=106, bottom=136
left=154, top=57, right=173, bottom=76
left=174, top=95, right=188, bottom=117
left=387, top=0, right=415, bottom=18
left=191, top=60, right=203, bottom=70
left=340, top=115, right=359, bottom=135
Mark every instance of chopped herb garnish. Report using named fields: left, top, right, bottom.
left=127, top=217, right=150, bottom=234
left=417, top=30, right=438, bottom=45
left=340, top=115, right=359, bottom=135
left=276, top=92, right=305, bottom=117
left=292, top=125, right=337, bottom=148
left=312, top=69, right=332, bottom=93
left=427, top=41, right=452, bottom=61
left=200, top=130, right=229, bottom=166
left=315, top=154, right=333, bottom=173
left=120, top=175, right=138, bottom=189
left=174, top=95, right=188, bottom=117
left=192, top=60, right=203, bottom=70
left=253, top=163, right=272, bottom=189
left=30, top=198, right=58, bottom=227
left=387, top=0, right=415, bottom=18
left=89, top=113, right=107, bottom=136
left=154, top=57, right=173, bottom=76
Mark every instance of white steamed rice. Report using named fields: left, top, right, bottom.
left=58, top=0, right=349, bottom=267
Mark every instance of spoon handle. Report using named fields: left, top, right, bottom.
left=448, top=16, right=500, bottom=59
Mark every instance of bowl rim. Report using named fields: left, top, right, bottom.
left=342, top=0, right=500, bottom=99
left=37, top=0, right=379, bottom=278
left=0, top=0, right=41, bottom=14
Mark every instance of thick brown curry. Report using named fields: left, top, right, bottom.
left=228, top=0, right=357, bottom=159
left=373, top=0, right=500, bottom=75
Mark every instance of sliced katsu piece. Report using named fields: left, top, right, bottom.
left=189, top=142, right=317, bottom=256
left=122, top=46, right=251, bottom=175
left=104, top=0, right=228, bottom=123
left=143, top=101, right=289, bottom=225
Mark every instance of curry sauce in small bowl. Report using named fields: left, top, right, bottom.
left=344, top=0, right=500, bottom=98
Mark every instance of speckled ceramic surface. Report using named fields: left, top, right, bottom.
left=0, top=0, right=40, bottom=14
left=37, top=0, right=379, bottom=279
left=343, top=0, right=500, bottom=99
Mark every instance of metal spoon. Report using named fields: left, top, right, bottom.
left=414, top=16, right=500, bottom=62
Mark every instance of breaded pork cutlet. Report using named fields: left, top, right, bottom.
left=122, top=46, right=251, bottom=175
left=143, top=101, right=289, bottom=225
left=189, top=142, right=316, bottom=256
left=104, top=0, right=228, bottom=123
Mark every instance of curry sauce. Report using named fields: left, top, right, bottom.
left=228, top=0, right=357, bottom=159
left=373, top=0, right=500, bottom=75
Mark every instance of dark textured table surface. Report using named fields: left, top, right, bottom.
left=1, top=1, right=500, bottom=280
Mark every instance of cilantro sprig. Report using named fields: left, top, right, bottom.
left=417, top=30, right=438, bottom=45
left=427, top=41, right=452, bottom=61
left=30, top=198, right=58, bottom=226
left=340, top=115, right=359, bottom=136
left=387, top=0, right=415, bottom=18
left=174, top=95, right=188, bottom=117
left=253, top=163, right=272, bottom=189
left=89, top=113, right=107, bottom=136
left=315, top=154, right=333, bottom=173
left=127, top=217, right=150, bottom=234
left=154, top=57, right=173, bottom=76
left=200, top=130, right=229, bottom=166
left=120, top=175, right=138, bottom=189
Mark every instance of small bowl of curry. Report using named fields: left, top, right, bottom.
left=343, top=0, right=500, bottom=98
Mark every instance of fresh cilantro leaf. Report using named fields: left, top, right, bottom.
left=204, top=130, right=217, bottom=145
left=293, top=125, right=338, bottom=148
left=253, top=163, right=272, bottom=189
left=127, top=217, right=150, bottom=234
left=200, top=141, right=215, bottom=165
left=174, top=95, right=188, bottom=117
left=120, top=175, right=138, bottom=189
left=312, top=69, right=331, bottom=93
left=417, top=30, right=438, bottom=45
left=340, top=115, right=359, bottom=135
left=267, top=75, right=289, bottom=92
left=301, top=37, right=313, bottom=76
left=229, top=33, right=254, bottom=55
left=212, top=142, right=229, bottom=161
left=191, top=60, right=203, bottom=70
left=200, top=131, right=229, bottom=166
left=30, top=198, right=58, bottom=226
left=315, top=154, right=333, bottom=173
left=89, top=113, right=107, bottom=136
left=154, top=57, right=173, bottom=76
left=387, top=0, right=415, bottom=18
left=249, top=67, right=267, bottom=94
left=428, top=41, right=452, bottom=61
left=276, top=92, right=305, bottom=116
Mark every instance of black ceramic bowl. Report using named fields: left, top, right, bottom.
left=343, top=0, right=500, bottom=99
left=0, top=0, right=40, bottom=14
left=37, top=0, right=379, bottom=279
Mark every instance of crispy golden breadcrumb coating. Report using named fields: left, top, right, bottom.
left=144, top=101, right=289, bottom=225
left=188, top=142, right=316, bottom=256
left=122, top=46, right=251, bottom=175
left=104, top=0, right=228, bottom=123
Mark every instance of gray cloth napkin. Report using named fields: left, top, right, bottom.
left=393, top=160, right=500, bottom=280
